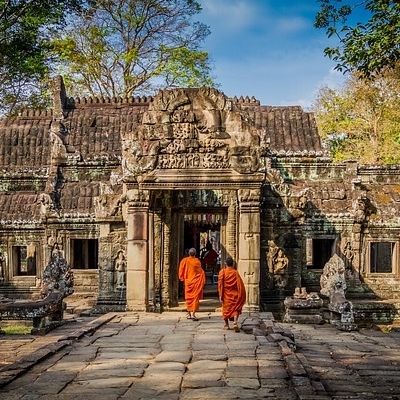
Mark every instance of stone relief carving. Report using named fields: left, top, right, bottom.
left=267, top=240, right=289, bottom=288
left=94, top=194, right=126, bottom=218
left=38, top=193, right=53, bottom=216
left=320, top=254, right=347, bottom=302
left=114, top=250, right=127, bottom=289
left=238, top=188, right=260, bottom=203
left=121, top=88, right=268, bottom=180
left=354, top=198, right=367, bottom=224
left=127, top=188, right=150, bottom=203
left=175, top=190, right=223, bottom=208
left=51, top=242, right=65, bottom=258
left=98, top=232, right=127, bottom=300
left=343, top=241, right=354, bottom=268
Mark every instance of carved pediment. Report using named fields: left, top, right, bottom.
left=122, top=88, right=269, bottom=180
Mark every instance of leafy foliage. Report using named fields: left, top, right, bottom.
left=51, top=0, right=214, bottom=98
left=315, top=0, right=400, bottom=78
left=0, top=0, right=89, bottom=115
left=312, top=66, right=400, bottom=164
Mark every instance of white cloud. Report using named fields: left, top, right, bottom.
left=201, top=0, right=258, bottom=29
left=197, top=0, right=346, bottom=107
left=274, top=16, right=309, bottom=34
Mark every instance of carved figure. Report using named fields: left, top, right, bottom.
left=267, top=241, right=289, bottom=288
left=114, top=251, right=127, bottom=288
left=343, top=241, right=354, bottom=271
left=38, top=193, right=52, bottom=215
left=51, top=242, right=65, bottom=258
left=266, top=240, right=279, bottom=274
left=41, top=251, right=74, bottom=298
left=273, top=249, right=289, bottom=288
left=354, top=198, right=367, bottom=223
left=294, top=287, right=308, bottom=299
left=274, top=249, right=288, bottom=275
left=320, top=254, right=346, bottom=299
left=320, top=254, right=357, bottom=330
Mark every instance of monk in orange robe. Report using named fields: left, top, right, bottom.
left=218, top=256, right=246, bottom=332
left=178, top=247, right=206, bottom=321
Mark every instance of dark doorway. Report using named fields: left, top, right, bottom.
left=182, top=213, right=222, bottom=298
left=311, top=238, right=335, bottom=269
left=71, top=239, right=98, bottom=269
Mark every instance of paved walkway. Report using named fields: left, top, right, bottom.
left=286, top=322, right=400, bottom=400
left=0, top=310, right=301, bottom=400
left=2, top=307, right=400, bottom=400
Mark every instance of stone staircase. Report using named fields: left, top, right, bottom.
left=0, top=282, right=41, bottom=300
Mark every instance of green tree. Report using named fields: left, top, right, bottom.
left=51, top=0, right=214, bottom=98
left=312, top=66, right=400, bottom=164
left=0, top=0, right=90, bottom=115
left=315, top=0, right=400, bottom=79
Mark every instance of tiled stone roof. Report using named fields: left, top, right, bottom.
left=59, top=182, right=100, bottom=215
left=0, top=193, right=42, bottom=224
left=0, top=113, right=52, bottom=171
left=235, top=102, right=324, bottom=155
left=0, top=88, right=329, bottom=222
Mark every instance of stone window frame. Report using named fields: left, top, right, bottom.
left=366, top=240, right=398, bottom=275
left=11, top=244, right=37, bottom=277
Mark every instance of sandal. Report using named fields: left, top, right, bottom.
left=186, top=312, right=192, bottom=319
left=192, top=316, right=199, bottom=321
left=233, top=323, right=240, bottom=333
left=223, top=325, right=230, bottom=330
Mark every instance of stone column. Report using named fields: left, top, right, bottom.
left=238, top=188, right=261, bottom=313
left=97, top=224, right=114, bottom=303
left=148, top=211, right=155, bottom=311
left=126, top=188, right=149, bottom=311
left=226, top=190, right=238, bottom=262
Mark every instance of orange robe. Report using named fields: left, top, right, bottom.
left=218, top=267, right=246, bottom=320
left=179, top=256, right=206, bottom=312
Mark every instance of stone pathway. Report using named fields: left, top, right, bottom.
left=283, top=322, right=400, bottom=400
left=3, top=309, right=400, bottom=399
left=0, top=311, right=300, bottom=400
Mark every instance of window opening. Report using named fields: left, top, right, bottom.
left=71, top=239, right=98, bottom=269
left=370, top=242, right=394, bottom=273
left=13, top=245, right=36, bottom=276
left=308, top=238, right=335, bottom=269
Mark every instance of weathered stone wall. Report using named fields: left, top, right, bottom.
left=1, top=81, right=400, bottom=313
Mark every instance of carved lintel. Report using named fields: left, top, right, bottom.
left=238, top=188, right=261, bottom=204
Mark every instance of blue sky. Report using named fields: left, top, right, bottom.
left=197, top=0, right=348, bottom=109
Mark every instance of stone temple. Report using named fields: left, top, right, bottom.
left=0, top=76, right=399, bottom=324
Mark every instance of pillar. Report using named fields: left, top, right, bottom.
left=126, top=188, right=149, bottom=311
left=238, top=188, right=261, bottom=313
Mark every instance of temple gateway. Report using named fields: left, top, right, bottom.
left=1, top=76, right=400, bottom=322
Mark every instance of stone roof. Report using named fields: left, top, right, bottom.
left=233, top=98, right=324, bottom=155
left=0, top=111, right=52, bottom=171
left=0, top=193, right=42, bottom=225
left=0, top=91, right=324, bottom=170
left=59, top=182, right=100, bottom=216
left=0, top=86, right=326, bottom=222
